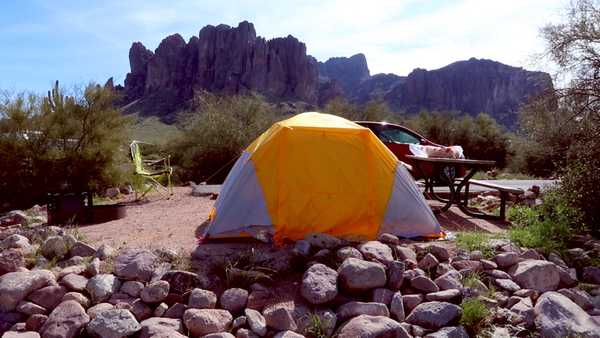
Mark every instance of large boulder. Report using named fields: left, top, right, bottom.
left=301, top=263, right=338, bottom=304
left=161, top=270, right=207, bottom=294
left=0, top=270, right=55, bottom=312
left=336, top=301, right=389, bottom=323
left=41, top=236, right=69, bottom=260
left=406, top=301, right=462, bottom=330
left=39, top=300, right=90, bottom=338
left=358, top=241, right=394, bottom=264
left=0, top=249, right=25, bottom=275
left=338, top=258, right=386, bottom=292
left=509, top=260, right=561, bottom=292
left=27, top=285, right=67, bottom=310
left=534, top=291, right=600, bottom=337
left=114, top=249, right=159, bottom=282
left=139, top=317, right=186, bottom=338
left=0, top=234, right=32, bottom=254
left=188, top=288, right=217, bottom=309
left=86, top=274, right=121, bottom=302
left=335, top=315, right=410, bottom=338
left=183, top=309, right=232, bottom=337
left=86, top=309, right=141, bottom=338
left=244, top=308, right=267, bottom=336
left=220, top=288, right=248, bottom=314
left=61, top=273, right=89, bottom=292
left=140, top=280, right=170, bottom=303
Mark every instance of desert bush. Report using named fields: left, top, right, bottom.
left=460, top=298, right=490, bottom=334
left=168, top=92, right=284, bottom=183
left=0, top=82, right=131, bottom=210
left=322, top=97, right=399, bottom=122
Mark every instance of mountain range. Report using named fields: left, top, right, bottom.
left=113, top=21, right=553, bottom=127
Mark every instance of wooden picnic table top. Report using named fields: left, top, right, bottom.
left=406, top=155, right=496, bottom=166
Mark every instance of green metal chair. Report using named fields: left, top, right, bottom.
left=130, top=141, right=173, bottom=200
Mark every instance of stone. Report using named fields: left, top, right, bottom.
left=164, top=303, right=187, bottom=319
left=41, top=236, right=69, bottom=260
left=40, top=300, right=90, bottom=338
left=480, top=259, right=498, bottom=270
left=121, top=280, right=145, bottom=298
left=372, top=288, right=394, bottom=305
left=494, top=252, right=519, bottom=268
left=69, top=242, right=96, bottom=258
left=395, top=246, right=417, bottom=261
left=262, top=301, right=297, bottom=331
left=244, top=308, right=267, bottom=336
left=183, top=309, right=232, bottom=337
left=451, top=260, right=482, bottom=272
left=16, top=301, right=46, bottom=315
left=469, top=250, right=483, bottom=260
left=520, top=249, right=544, bottom=260
left=272, top=331, right=303, bottom=338
left=2, top=332, right=41, bottom=338
left=1, top=211, right=28, bottom=227
left=114, top=248, right=158, bottom=282
left=494, top=279, right=521, bottom=292
left=424, top=326, right=469, bottom=338
left=486, top=269, right=512, bottom=280
left=25, top=314, right=47, bottom=332
left=139, top=317, right=185, bottom=338
left=161, top=270, right=207, bottom=294
left=402, top=294, right=424, bottom=313
left=358, top=241, right=394, bottom=264
left=105, top=187, right=120, bottom=198
left=406, top=301, right=462, bottom=330
left=509, top=260, right=560, bottom=292
left=301, top=263, right=337, bottom=304
left=558, top=267, right=578, bottom=288
left=130, top=299, right=153, bottom=321
left=86, top=274, right=121, bottom=302
left=86, top=257, right=101, bottom=276
left=109, top=292, right=136, bottom=306
left=294, top=240, right=311, bottom=256
left=154, top=303, right=168, bottom=317
left=141, top=280, right=170, bottom=303
left=204, top=333, right=235, bottom=338
left=336, top=301, right=389, bottom=323
left=0, top=270, right=55, bottom=312
left=87, top=309, right=141, bottom=337
left=338, top=258, right=386, bottom=292
left=534, top=291, right=600, bottom=337
left=61, top=273, right=88, bottom=292
left=236, top=328, right=259, bottom=338
left=336, top=247, right=363, bottom=261
left=96, top=244, right=116, bottom=260
left=434, top=271, right=463, bottom=290
left=189, top=288, right=217, bottom=309
left=583, top=266, right=600, bottom=284
left=0, top=249, right=25, bottom=275
left=410, top=276, right=439, bottom=293
left=390, top=291, right=405, bottom=321
left=558, top=288, right=594, bottom=311
left=510, top=297, right=535, bottom=328
left=387, top=260, right=405, bottom=290
left=378, top=233, right=400, bottom=245
left=220, top=288, right=248, bottom=314
left=418, top=253, right=439, bottom=270
left=62, top=292, right=90, bottom=308
left=305, top=233, right=342, bottom=249
left=87, top=303, right=114, bottom=319
left=426, top=289, right=461, bottom=302
left=335, top=315, right=409, bottom=338
left=0, top=312, right=23, bottom=335
left=428, top=244, right=450, bottom=262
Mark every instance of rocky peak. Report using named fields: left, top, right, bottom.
left=318, top=53, right=370, bottom=95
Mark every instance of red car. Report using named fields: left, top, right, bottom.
left=355, top=121, right=465, bottom=179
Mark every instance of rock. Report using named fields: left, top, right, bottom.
left=426, top=289, right=461, bottom=302
left=335, top=315, right=409, bottom=338
left=114, top=249, right=159, bottom=282
left=305, top=233, right=342, bottom=249
left=105, top=187, right=120, bottom=198
left=62, top=292, right=90, bottom=308
left=1, top=210, right=28, bottom=227
left=509, top=260, right=560, bottom=292
left=236, top=328, right=259, bottom=338
left=220, top=288, right=248, bottom=314
left=87, top=303, right=114, bottom=319
left=130, top=299, right=153, bottom=321
left=336, top=301, right=389, bottom=323
left=418, top=253, right=439, bottom=270
left=372, top=288, right=394, bottom=305
left=494, top=279, right=521, bottom=292
left=410, top=276, right=439, bottom=293
left=189, top=288, right=217, bottom=309
left=336, top=247, right=363, bottom=261
left=0, top=235, right=32, bottom=254
left=390, top=291, right=405, bottom=321
left=558, top=288, right=594, bottom=311
left=395, top=246, right=417, bottom=261
left=262, top=301, right=297, bottom=331
left=520, top=249, right=544, bottom=260
left=402, top=294, right=424, bottom=313
left=494, top=252, right=519, bottom=268
left=86, top=257, right=101, bottom=276
left=161, top=270, right=207, bottom=294
left=141, top=280, right=170, bottom=303
left=470, top=250, right=483, bottom=260
left=583, top=266, right=600, bottom=284
left=387, top=260, right=405, bottom=290
left=139, top=317, right=185, bottom=338
left=435, top=271, right=463, bottom=291
left=378, top=233, right=400, bottom=245
left=86, top=274, right=121, bottom=302
left=25, top=285, right=66, bottom=309
left=25, top=314, right=47, bottom=332
left=16, top=301, right=46, bottom=316
left=272, top=331, right=303, bottom=338
left=164, top=303, right=187, bottom=319
left=41, top=236, right=69, bottom=260
left=338, top=258, right=386, bottom=292
left=451, top=260, right=482, bottom=272
left=486, top=269, right=512, bottom=280
left=424, top=326, right=469, bottom=338
left=293, top=240, right=311, bottom=256
left=406, top=301, right=462, bottom=330
left=86, top=309, right=141, bottom=337
left=121, top=281, right=145, bottom=298
left=2, top=332, right=41, bottom=338
left=0, top=312, right=23, bottom=335
left=358, top=241, right=394, bottom=264
left=183, top=309, right=232, bottom=337
left=204, top=333, right=235, bottom=338
left=301, top=263, right=337, bottom=304
left=96, top=244, right=116, bottom=260
left=0, top=270, right=55, bottom=312
left=153, top=303, right=168, bottom=317
left=40, top=300, right=90, bottom=338
left=511, top=297, right=535, bottom=328
left=109, top=292, right=136, bottom=306
left=558, top=267, right=578, bottom=288
left=244, top=308, right=267, bottom=336
left=428, top=244, right=450, bottom=262
left=480, top=259, right=498, bottom=270
left=68, top=242, right=96, bottom=258
left=534, top=291, right=600, bottom=337
left=0, top=249, right=25, bottom=275
left=61, top=273, right=88, bottom=292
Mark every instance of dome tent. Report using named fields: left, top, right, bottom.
left=203, top=112, right=441, bottom=241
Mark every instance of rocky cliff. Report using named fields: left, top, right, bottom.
left=117, top=21, right=553, bottom=127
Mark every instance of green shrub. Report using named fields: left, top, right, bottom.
left=455, top=232, right=496, bottom=258
left=322, top=97, right=399, bottom=122
left=460, top=298, right=490, bottom=333
left=508, top=188, right=584, bottom=253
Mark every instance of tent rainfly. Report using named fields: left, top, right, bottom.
left=203, top=112, right=442, bottom=242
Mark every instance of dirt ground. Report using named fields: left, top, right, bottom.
left=78, top=186, right=508, bottom=254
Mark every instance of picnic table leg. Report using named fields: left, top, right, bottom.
left=455, top=167, right=504, bottom=220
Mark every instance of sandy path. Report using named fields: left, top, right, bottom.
left=79, top=187, right=213, bottom=252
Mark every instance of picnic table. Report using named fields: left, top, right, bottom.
left=406, top=155, right=504, bottom=219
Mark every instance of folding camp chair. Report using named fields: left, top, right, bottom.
left=130, top=141, right=173, bottom=200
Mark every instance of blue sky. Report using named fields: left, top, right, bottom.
left=0, top=0, right=566, bottom=93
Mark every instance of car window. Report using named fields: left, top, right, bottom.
left=379, top=128, right=421, bottom=144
